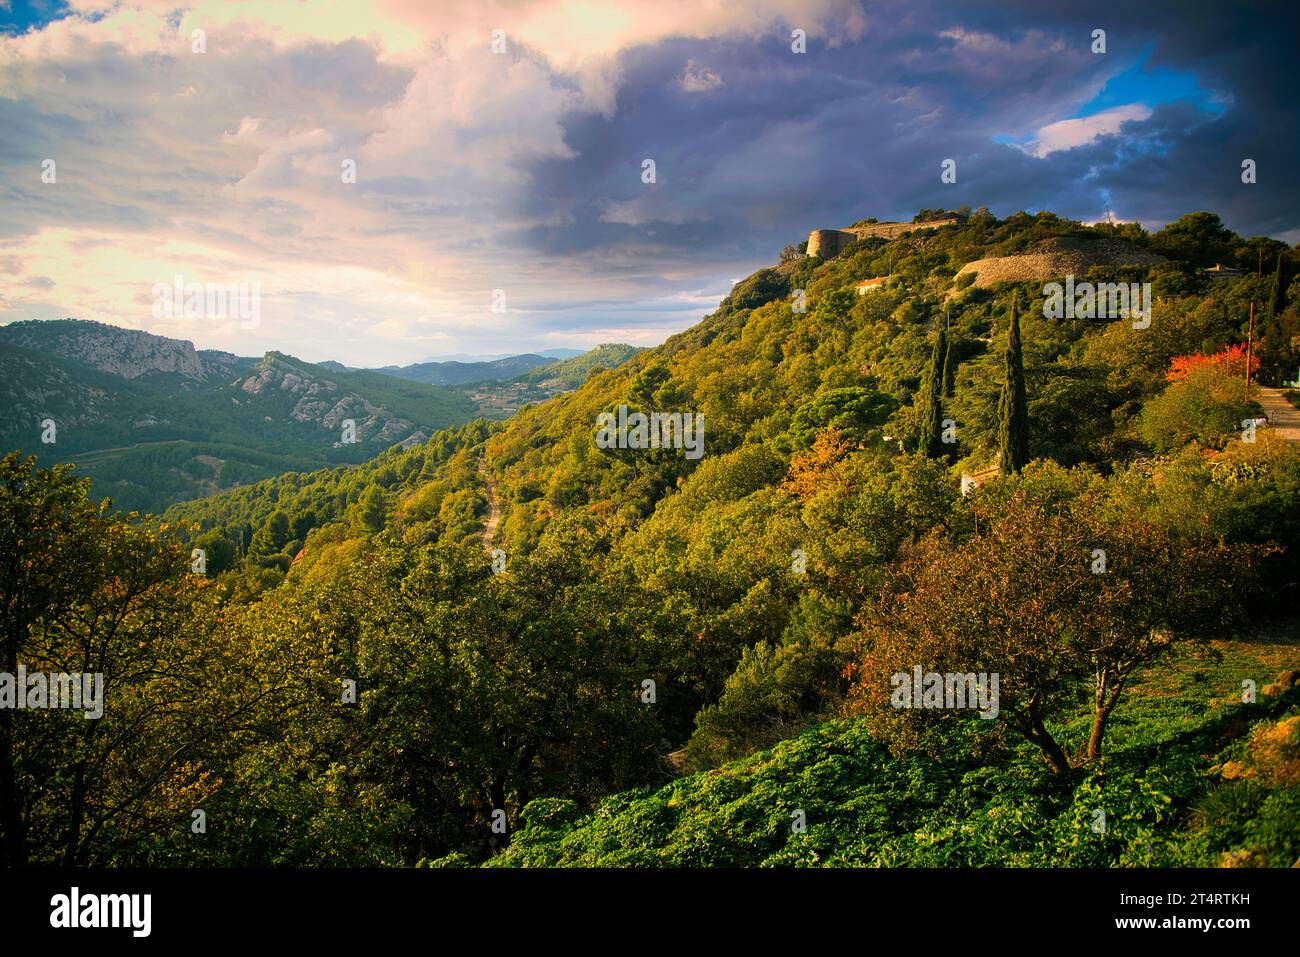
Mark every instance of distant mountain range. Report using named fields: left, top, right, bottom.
left=0, top=319, right=475, bottom=512
left=319, top=347, right=594, bottom=386
left=443, top=343, right=645, bottom=419
left=298, top=344, right=645, bottom=418
left=374, top=353, right=557, bottom=386
left=394, top=348, right=584, bottom=364
left=0, top=319, right=639, bottom=511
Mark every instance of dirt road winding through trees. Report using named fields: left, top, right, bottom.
left=478, top=456, right=501, bottom=549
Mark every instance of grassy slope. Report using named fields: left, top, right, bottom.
left=488, top=618, right=1300, bottom=867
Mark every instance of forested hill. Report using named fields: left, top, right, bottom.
left=517, top=343, right=645, bottom=388
left=72, top=205, right=1298, bottom=868
left=168, top=206, right=1300, bottom=641
left=376, top=353, right=554, bottom=386
left=0, top=320, right=476, bottom=513
left=176, top=207, right=1297, bottom=557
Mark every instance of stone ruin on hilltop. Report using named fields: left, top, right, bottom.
left=806, top=218, right=960, bottom=258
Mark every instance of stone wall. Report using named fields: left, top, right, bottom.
left=806, top=218, right=959, bottom=258
left=953, top=238, right=1164, bottom=288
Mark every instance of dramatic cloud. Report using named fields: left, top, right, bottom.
left=0, top=0, right=1295, bottom=363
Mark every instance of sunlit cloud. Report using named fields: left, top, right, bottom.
left=0, top=1, right=1295, bottom=364
left=1022, top=105, right=1154, bottom=158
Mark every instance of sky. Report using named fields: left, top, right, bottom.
left=1, top=0, right=1296, bottom=366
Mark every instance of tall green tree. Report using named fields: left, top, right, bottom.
left=346, top=525, right=663, bottom=862
left=998, top=294, right=1029, bottom=474
left=0, top=452, right=278, bottom=866
left=1261, top=254, right=1291, bottom=384
left=193, top=529, right=238, bottom=575
left=918, top=328, right=947, bottom=457
left=248, top=509, right=291, bottom=560
left=1149, top=211, right=1236, bottom=268
left=353, top=485, right=389, bottom=534
left=1267, top=253, right=1285, bottom=321
left=0, top=454, right=103, bottom=865
left=942, top=333, right=958, bottom=398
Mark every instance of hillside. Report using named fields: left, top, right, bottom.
left=954, top=235, right=1167, bottom=288
left=16, top=206, right=1299, bottom=869
left=490, top=635, right=1300, bottom=867
left=517, top=343, right=645, bottom=388
left=0, top=320, right=475, bottom=512
left=449, top=342, right=643, bottom=418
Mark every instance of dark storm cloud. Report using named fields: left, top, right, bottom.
left=513, top=0, right=1298, bottom=266
left=2, top=0, right=1293, bottom=362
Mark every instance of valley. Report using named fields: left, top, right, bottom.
left=0, top=320, right=638, bottom=512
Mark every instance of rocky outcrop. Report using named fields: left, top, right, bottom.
left=236, top=354, right=416, bottom=442
left=199, top=349, right=252, bottom=381
left=0, top=318, right=205, bottom=379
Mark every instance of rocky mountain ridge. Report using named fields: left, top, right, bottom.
left=0, top=319, right=473, bottom=511
left=0, top=318, right=208, bottom=380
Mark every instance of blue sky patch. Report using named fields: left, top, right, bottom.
left=1076, top=45, right=1225, bottom=119
left=0, top=0, right=72, bottom=36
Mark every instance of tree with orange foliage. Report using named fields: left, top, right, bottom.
left=1166, top=343, right=1259, bottom=382
left=781, top=427, right=854, bottom=498
left=1144, top=346, right=1263, bottom=451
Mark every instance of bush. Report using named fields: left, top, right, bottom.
left=1141, top=362, right=1259, bottom=452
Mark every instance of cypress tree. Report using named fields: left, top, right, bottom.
left=998, top=293, right=1029, bottom=474
left=1267, top=253, right=1284, bottom=321
left=920, top=328, right=947, bottom=457
left=942, top=333, right=958, bottom=398
left=1262, top=254, right=1289, bottom=384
